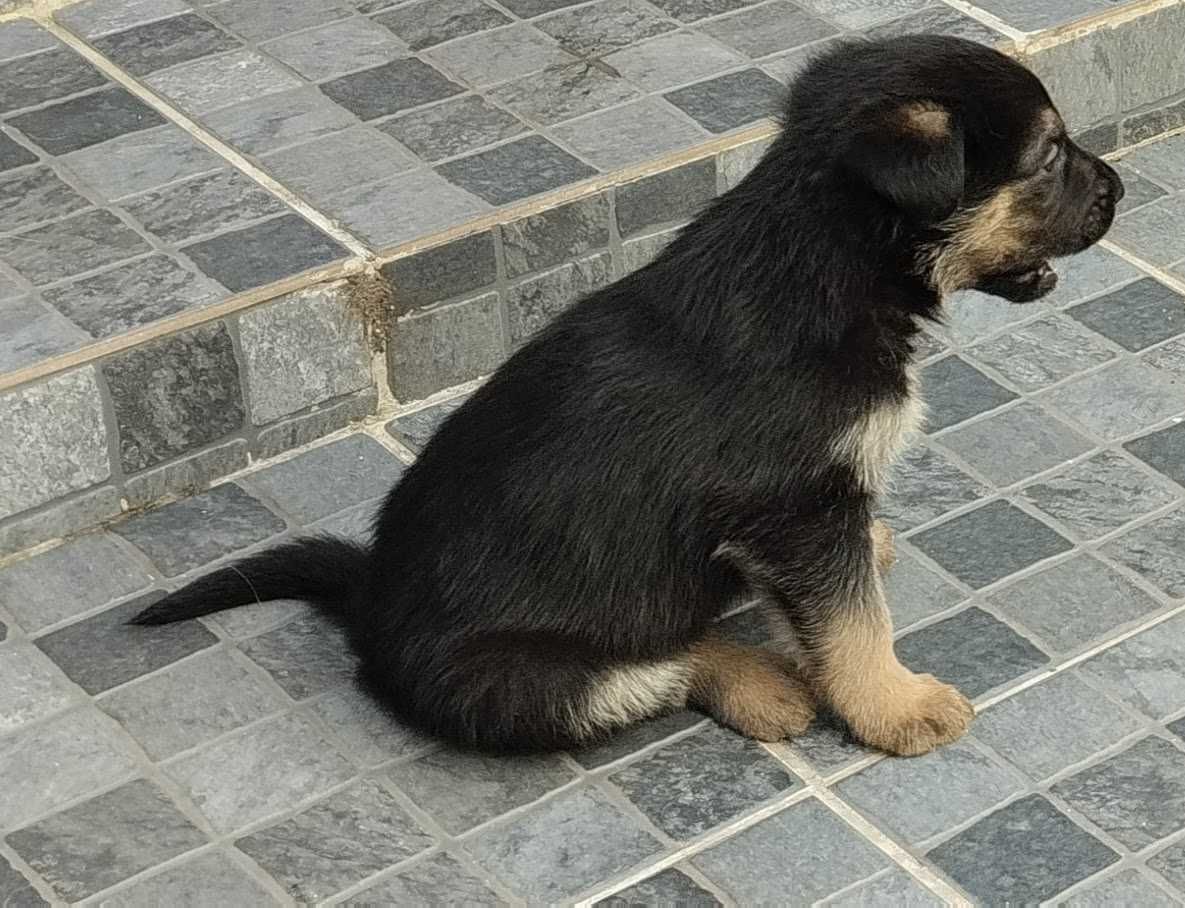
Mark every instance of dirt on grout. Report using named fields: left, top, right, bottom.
left=346, top=269, right=396, bottom=354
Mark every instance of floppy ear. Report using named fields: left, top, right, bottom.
left=844, top=101, right=964, bottom=223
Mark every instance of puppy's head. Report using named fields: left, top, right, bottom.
left=790, top=36, right=1124, bottom=302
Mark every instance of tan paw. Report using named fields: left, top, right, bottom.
left=854, top=673, right=974, bottom=757
left=716, top=652, right=817, bottom=742
left=871, top=519, right=897, bottom=575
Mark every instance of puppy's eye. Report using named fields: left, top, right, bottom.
left=1041, top=141, right=1062, bottom=172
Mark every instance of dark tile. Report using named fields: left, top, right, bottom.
left=235, top=778, right=433, bottom=903
left=124, top=169, right=286, bottom=244
left=1115, top=165, right=1169, bottom=216
left=506, top=253, right=612, bottom=344
left=351, top=851, right=504, bottom=904
left=0, top=47, right=105, bottom=114
left=865, top=4, right=1004, bottom=43
left=92, top=14, right=239, bottom=76
left=616, top=159, right=716, bottom=238
left=0, top=19, right=56, bottom=58
left=598, top=868, right=720, bottom=906
left=437, top=135, right=597, bottom=206
left=0, top=209, right=149, bottom=287
left=1126, top=422, right=1185, bottom=487
left=664, top=69, right=783, bottom=134
left=1070, top=278, right=1185, bottom=352
left=928, top=795, right=1117, bottom=905
left=699, top=0, right=837, bottom=57
left=967, top=313, right=1116, bottom=392
left=0, top=853, right=46, bottom=907
left=112, top=483, right=285, bottom=576
left=0, top=166, right=89, bottom=233
left=7, top=780, right=206, bottom=902
left=610, top=724, right=799, bottom=839
left=920, top=356, right=1018, bottom=432
left=879, top=443, right=991, bottom=531
left=376, top=94, right=526, bottom=163
left=648, top=0, right=760, bottom=20
left=573, top=710, right=705, bottom=769
left=1052, top=736, right=1185, bottom=850
left=0, top=130, right=37, bottom=172
left=489, top=61, right=639, bottom=126
left=240, top=612, right=355, bottom=699
left=182, top=214, right=348, bottom=293
left=910, top=500, right=1072, bottom=589
left=205, top=0, right=352, bottom=41
left=320, top=58, right=463, bottom=121
left=375, top=0, right=510, bottom=50
left=502, top=193, right=610, bottom=278
left=1072, top=121, right=1119, bottom=156
left=1102, top=508, right=1185, bottom=598
left=896, top=606, right=1048, bottom=698
left=387, top=292, right=504, bottom=400
left=536, top=0, right=675, bottom=56
left=385, top=398, right=467, bottom=454
left=383, top=232, right=497, bottom=313
left=102, top=321, right=245, bottom=473
left=1125, top=96, right=1185, bottom=147
left=7, top=86, right=166, bottom=156
left=35, top=593, right=216, bottom=695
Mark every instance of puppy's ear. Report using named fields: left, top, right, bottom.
left=844, top=101, right=964, bottom=223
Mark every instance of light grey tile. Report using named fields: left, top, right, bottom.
left=1043, top=245, right=1142, bottom=308
left=620, top=227, right=681, bottom=273
left=796, top=0, right=929, bottom=28
left=374, top=0, right=510, bottom=50
left=123, top=168, right=286, bottom=244
left=121, top=440, right=248, bottom=510
left=97, top=850, right=281, bottom=907
left=1108, top=194, right=1185, bottom=266
left=1040, top=360, right=1184, bottom=441
left=240, top=612, right=356, bottom=700
left=259, top=125, right=418, bottom=201
left=1063, top=869, right=1179, bottom=907
left=60, top=125, right=221, bottom=202
left=254, top=389, right=377, bottom=461
left=0, top=295, right=88, bottom=374
left=261, top=16, right=406, bottom=81
left=144, top=49, right=302, bottom=115
left=387, top=291, right=504, bottom=400
left=717, top=136, right=773, bottom=191
left=375, top=94, right=526, bottom=163
left=0, top=486, right=122, bottom=557
left=603, top=29, right=744, bottom=91
left=205, top=0, right=352, bottom=41
left=424, top=23, right=571, bottom=88
left=56, top=0, right=188, bottom=38
left=884, top=546, right=966, bottom=630
left=306, top=684, right=433, bottom=767
left=203, top=87, right=358, bottom=156
left=1118, top=133, right=1185, bottom=192
left=353, top=851, right=506, bottom=905
left=968, top=313, right=1117, bottom=392
left=1023, top=26, right=1116, bottom=130
left=879, top=443, right=991, bottom=532
left=501, top=194, right=610, bottom=278
left=598, top=867, right=721, bottom=907
left=552, top=97, right=705, bottom=171
left=0, top=166, right=89, bottom=232
left=0, top=19, right=57, bottom=57
left=699, top=0, right=837, bottom=57
left=488, top=61, right=639, bottom=126
left=1080, top=612, right=1185, bottom=720
left=0, top=643, right=74, bottom=734
left=0, top=210, right=149, bottom=286
left=506, top=253, right=612, bottom=345
left=934, top=288, right=1050, bottom=345
left=536, top=0, right=674, bottom=55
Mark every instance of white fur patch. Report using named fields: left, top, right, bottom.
left=573, top=661, right=692, bottom=739
left=833, top=380, right=926, bottom=493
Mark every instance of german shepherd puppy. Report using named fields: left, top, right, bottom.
left=134, top=36, right=1123, bottom=757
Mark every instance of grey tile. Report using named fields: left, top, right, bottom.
left=1040, top=360, right=1184, bottom=441
left=796, top=0, right=929, bottom=27
left=376, top=94, right=526, bottom=163
left=0, top=166, right=89, bottom=233
left=98, top=647, right=284, bottom=760
left=604, top=30, right=744, bottom=92
left=610, top=724, right=799, bottom=839
left=826, top=868, right=943, bottom=907
left=164, top=712, right=355, bottom=833
left=572, top=709, right=704, bottom=769
left=389, top=749, right=576, bottom=834
left=254, top=388, right=377, bottom=461
left=59, top=125, right=222, bottom=202
left=384, top=232, right=496, bottom=313
left=44, top=254, right=221, bottom=339
left=1053, top=736, right=1185, bottom=850
left=1072, top=121, right=1119, bottom=157
left=1109, top=195, right=1185, bottom=266
left=1114, top=165, right=1169, bottom=216
left=1119, top=133, right=1185, bottom=192
left=261, top=124, right=418, bottom=201
left=502, top=194, right=610, bottom=278
left=240, top=612, right=355, bottom=699
left=0, top=487, right=121, bottom=558
left=1081, top=613, right=1185, bottom=720
left=489, top=61, right=639, bottom=126
left=896, top=606, right=1048, bottom=699
left=205, top=0, right=352, bottom=41
left=507, top=253, right=612, bottom=344
left=352, top=851, right=506, bottom=905
left=205, top=598, right=308, bottom=642
left=97, top=851, right=281, bottom=907
left=785, top=709, right=873, bottom=775
left=1107, top=502, right=1185, bottom=600
left=307, top=683, right=434, bottom=767
left=112, top=484, right=284, bottom=576
left=310, top=497, right=381, bottom=544
left=968, top=0, right=1113, bottom=30
left=1127, top=421, right=1185, bottom=488
left=919, top=356, right=1017, bottom=432
left=616, top=159, right=715, bottom=237
left=761, top=35, right=848, bottom=84
left=91, top=14, right=239, bottom=76
left=620, top=227, right=681, bottom=273
left=967, top=314, right=1117, bottom=392
left=879, top=443, right=991, bottom=532
left=498, top=0, right=586, bottom=15
left=1043, top=244, right=1143, bottom=309
left=36, top=592, right=217, bottom=695
left=0, top=708, right=138, bottom=829
left=554, top=96, right=706, bottom=170
left=1111, top=2, right=1185, bottom=112
left=0, top=209, right=149, bottom=287
left=536, top=0, right=675, bottom=56
left=664, top=68, right=783, bottom=134
left=203, top=87, right=358, bottom=156
left=884, top=546, right=966, bottom=630
left=1064, top=869, right=1179, bottom=907
left=717, top=135, right=773, bottom=191
left=0, top=129, right=37, bottom=172
left=262, top=17, right=406, bottom=81
left=646, top=0, right=762, bottom=19
left=1023, top=26, right=1116, bottom=133
left=322, top=58, right=464, bottom=122
left=1150, top=840, right=1185, bottom=893
left=125, top=169, right=286, bottom=244
left=0, top=853, right=46, bottom=908
left=0, top=643, right=75, bottom=734
left=8, top=779, right=206, bottom=901
left=102, top=321, right=245, bottom=473
left=1070, top=278, right=1185, bottom=352
left=182, top=214, right=348, bottom=293
left=865, top=4, right=1004, bottom=42
left=387, top=292, right=505, bottom=400
left=598, top=867, right=721, bottom=906
left=693, top=797, right=889, bottom=902
left=933, top=288, right=1052, bottom=347
left=700, top=1, right=836, bottom=57
left=0, top=19, right=57, bottom=58
left=929, top=794, right=1116, bottom=905
left=7, top=86, right=165, bottom=156
left=974, top=670, right=1143, bottom=781
left=465, top=785, right=661, bottom=901
left=122, top=439, right=248, bottom=511
left=438, top=134, right=598, bottom=205
left=0, top=296, right=87, bottom=374
left=145, top=49, right=301, bottom=115
left=55, top=0, right=190, bottom=38
left=375, top=0, right=510, bottom=50
left=0, top=47, right=105, bottom=114
left=425, top=23, right=573, bottom=88
left=236, top=778, right=433, bottom=902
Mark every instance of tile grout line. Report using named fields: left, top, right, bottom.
left=1100, top=237, right=1185, bottom=296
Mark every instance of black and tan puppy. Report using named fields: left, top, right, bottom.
left=134, top=36, right=1122, bottom=757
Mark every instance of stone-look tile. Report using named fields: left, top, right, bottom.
left=796, top=0, right=928, bottom=27
left=439, top=135, right=597, bottom=206
left=238, top=286, right=371, bottom=425
left=0, top=643, right=74, bottom=733
left=98, top=850, right=281, bottom=907
left=599, top=867, right=720, bottom=906
left=826, top=869, right=944, bottom=907
left=261, top=126, right=418, bottom=202
left=240, top=434, right=403, bottom=524
left=308, top=684, right=433, bottom=767
left=0, top=130, right=37, bottom=172
left=102, top=321, right=244, bottom=473
left=937, top=403, right=1092, bottom=487
left=0, top=209, right=149, bottom=287
left=54, top=0, right=189, bottom=37
left=254, top=389, right=377, bottom=461
left=8, top=779, right=206, bottom=902
left=1109, top=195, right=1185, bottom=266
left=490, top=61, right=639, bottom=126
left=502, top=195, right=610, bottom=279
left=1023, top=26, right=1116, bottom=134
left=1043, top=245, right=1143, bottom=309
left=910, top=501, right=1072, bottom=589
left=0, top=166, right=88, bottom=233
left=610, top=724, right=799, bottom=839
left=124, top=169, right=286, bottom=244
left=465, top=785, right=661, bottom=902
left=785, top=710, right=873, bottom=775
left=717, top=136, right=773, bottom=191
left=1070, top=278, right=1185, bottom=352
left=1150, top=840, right=1185, bottom=892
left=145, top=49, right=300, bottom=116
left=98, top=647, right=284, bottom=760
left=885, top=547, right=966, bottom=630
left=7, top=86, right=166, bottom=157
left=206, top=599, right=307, bottom=642
left=616, top=159, right=715, bottom=238
left=879, top=443, right=990, bottom=532
left=121, top=439, right=248, bottom=510
left=1113, top=3, right=1185, bottom=112
left=352, top=851, right=505, bottom=905
left=700, top=1, right=836, bottom=57
left=0, top=296, right=87, bottom=376
left=693, top=798, right=889, bottom=903
left=1127, top=422, right=1185, bottom=489
left=0, top=18, right=56, bottom=57
left=761, top=37, right=849, bottom=85
left=376, top=94, right=526, bottom=163
left=621, top=227, right=681, bottom=273
left=0, top=708, right=138, bottom=829
left=37, top=593, right=217, bottom=695
left=387, top=292, right=504, bottom=400
left=919, top=356, right=1018, bottom=432
left=375, top=0, right=509, bottom=50
left=240, top=612, right=355, bottom=700
left=1065, top=869, right=1179, bottom=907
left=59, top=125, right=221, bottom=202
left=0, top=852, right=46, bottom=908
left=572, top=709, right=704, bottom=769
left=311, top=496, right=380, bottom=542
left=1145, top=337, right=1185, bottom=379
left=536, top=0, right=674, bottom=56
left=973, top=671, right=1142, bottom=781
left=604, top=30, right=744, bottom=92
left=182, top=214, right=348, bottom=293
left=928, top=794, right=1116, bottom=906
left=112, top=484, right=285, bottom=576
left=1080, top=612, right=1185, bottom=719
left=204, top=0, right=352, bottom=42
left=664, top=68, right=783, bottom=134
left=203, top=88, right=359, bottom=157
left=1053, top=736, right=1185, bottom=850
left=164, top=712, right=355, bottom=833
left=0, top=533, right=150, bottom=633
left=1021, top=451, right=1177, bottom=539
left=931, top=289, right=1048, bottom=347
left=321, top=58, right=464, bottom=121
left=0, top=47, right=105, bottom=114
left=947, top=0, right=1111, bottom=31
left=646, top=0, right=762, bottom=18
left=967, top=314, right=1116, bottom=392
left=91, top=14, right=239, bottom=75
left=262, top=17, right=405, bottom=81
left=1119, top=133, right=1185, bottom=191
left=865, top=4, right=1004, bottom=42
left=1073, top=122, right=1119, bottom=157
left=553, top=97, right=706, bottom=171
left=896, top=606, right=1048, bottom=698
left=1042, top=360, right=1183, bottom=441
left=236, top=778, right=433, bottom=902
left=1115, top=165, right=1169, bottom=216
left=506, top=253, right=612, bottom=345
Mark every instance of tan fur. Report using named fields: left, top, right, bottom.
left=899, top=101, right=951, bottom=139
left=925, top=186, right=1034, bottom=294
left=833, top=376, right=926, bottom=493
left=575, top=660, right=692, bottom=739
left=871, top=519, right=897, bottom=574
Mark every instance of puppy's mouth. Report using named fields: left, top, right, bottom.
left=974, top=260, right=1057, bottom=303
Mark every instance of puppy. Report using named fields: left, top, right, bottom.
left=134, top=36, right=1122, bottom=757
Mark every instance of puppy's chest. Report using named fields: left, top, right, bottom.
left=833, top=374, right=925, bottom=493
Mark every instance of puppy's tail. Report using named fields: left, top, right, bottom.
left=128, top=535, right=367, bottom=626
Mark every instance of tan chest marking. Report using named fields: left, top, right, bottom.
left=833, top=378, right=926, bottom=493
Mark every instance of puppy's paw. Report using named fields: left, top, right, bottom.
left=976, top=262, right=1058, bottom=303
left=701, top=650, right=816, bottom=741
left=871, top=519, right=897, bottom=575
left=854, top=673, right=974, bottom=757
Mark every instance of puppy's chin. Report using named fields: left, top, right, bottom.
left=974, top=261, right=1057, bottom=303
